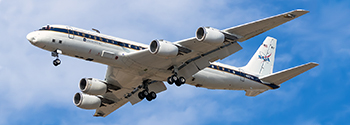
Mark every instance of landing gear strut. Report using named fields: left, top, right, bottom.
left=52, top=49, right=62, bottom=66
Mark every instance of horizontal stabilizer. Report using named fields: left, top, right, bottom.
left=260, top=62, right=318, bottom=85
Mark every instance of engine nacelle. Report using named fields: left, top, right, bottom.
left=79, top=78, right=107, bottom=95
left=149, top=39, right=179, bottom=57
left=73, top=92, right=101, bottom=109
left=196, top=27, right=239, bottom=44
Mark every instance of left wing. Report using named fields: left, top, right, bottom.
left=125, top=9, right=309, bottom=79
left=93, top=66, right=167, bottom=117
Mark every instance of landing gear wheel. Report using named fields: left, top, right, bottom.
left=167, top=77, right=174, bottom=85
left=175, top=80, right=182, bottom=86
left=144, top=91, right=156, bottom=101
left=149, top=91, right=157, bottom=99
left=171, top=75, right=178, bottom=82
left=179, top=76, right=186, bottom=84
left=142, top=90, right=149, bottom=97
left=138, top=92, right=145, bottom=100
left=53, top=59, right=61, bottom=66
left=146, top=95, right=153, bottom=101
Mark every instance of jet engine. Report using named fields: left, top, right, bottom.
left=73, top=92, right=101, bottom=109
left=196, top=27, right=239, bottom=44
left=149, top=39, right=179, bottom=57
left=79, top=78, right=107, bottom=95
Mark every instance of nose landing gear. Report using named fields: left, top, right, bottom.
left=52, top=49, right=62, bottom=66
left=53, top=59, right=61, bottom=66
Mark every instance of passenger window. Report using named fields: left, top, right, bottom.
left=73, top=31, right=79, bottom=35
left=59, top=40, right=62, bottom=44
left=124, top=43, right=129, bottom=47
left=52, top=39, right=55, bottom=42
left=102, top=38, right=107, bottom=42
left=117, top=42, right=124, bottom=46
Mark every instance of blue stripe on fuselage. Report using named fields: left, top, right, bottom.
left=41, top=27, right=147, bottom=51
left=208, top=64, right=279, bottom=89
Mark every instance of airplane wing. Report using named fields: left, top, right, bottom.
left=93, top=66, right=167, bottom=117
left=223, top=9, right=309, bottom=42
left=125, top=9, right=309, bottom=79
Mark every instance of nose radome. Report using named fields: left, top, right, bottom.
left=26, top=32, right=37, bottom=44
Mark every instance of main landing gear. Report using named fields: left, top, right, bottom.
left=167, top=73, right=186, bottom=87
left=137, top=80, right=157, bottom=101
left=52, top=49, right=62, bottom=66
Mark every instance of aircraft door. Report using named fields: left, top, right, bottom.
left=67, top=26, right=74, bottom=39
left=239, top=68, right=245, bottom=82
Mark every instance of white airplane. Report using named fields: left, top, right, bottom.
left=27, top=9, right=318, bottom=117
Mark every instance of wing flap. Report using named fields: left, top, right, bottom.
left=245, top=90, right=268, bottom=97
left=94, top=98, right=129, bottom=117
left=223, top=9, right=309, bottom=42
left=128, top=81, right=167, bottom=105
left=260, top=62, right=318, bottom=85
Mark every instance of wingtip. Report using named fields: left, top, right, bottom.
left=309, top=62, right=319, bottom=66
left=305, top=62, right=319, bottom=68
left=295, top=9, right=309, bottom=12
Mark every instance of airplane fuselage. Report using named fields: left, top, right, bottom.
left=27, top=25, right=274, bottom=91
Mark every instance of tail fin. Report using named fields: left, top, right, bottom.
left=242, top=36, right=277, bottom=76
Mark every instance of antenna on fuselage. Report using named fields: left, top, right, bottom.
left=92, top=28, right=100, bottom=33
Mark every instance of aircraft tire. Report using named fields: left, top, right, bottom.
left=146, top=95, right=153, bottom=101
left=138, top=92, right=145, bottom=99
left=149, top=91, right=157, bottom=99
left=142, top=90, right=149, bottom=96
left=179, top=77, right=186, bottom=84
left=175, top=80, right=182, bottom=86
left=167, top=77, right=173, bottom=85
left=53, top=59, right=61, bottom=66
left=171, top=75, right=178, bottom=82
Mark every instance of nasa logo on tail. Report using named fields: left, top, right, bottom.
left=258, top=44, right=274, bottom=62
left=258, top=53, right=271, bottom=62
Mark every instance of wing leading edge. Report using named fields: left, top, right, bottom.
left=223, top=9, right=309, bottom=42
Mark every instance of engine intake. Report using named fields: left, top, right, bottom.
left=149, top=39, right=179, bottom=57
left=79, top=78, right=107, bottom=95
left=196, top=27, right=240, bottom=44
left=73, top=92, right=101, bottom=109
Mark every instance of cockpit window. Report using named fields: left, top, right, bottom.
left=39, top=25, right=51, bottom=30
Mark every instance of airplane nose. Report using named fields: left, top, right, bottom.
left=26, top=32, right=37, bottom=44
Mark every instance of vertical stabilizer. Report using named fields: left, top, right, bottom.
left=242, top=36, right=277, bottom=76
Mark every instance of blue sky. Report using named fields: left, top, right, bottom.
left=0, top=0, right=350, bottom=124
